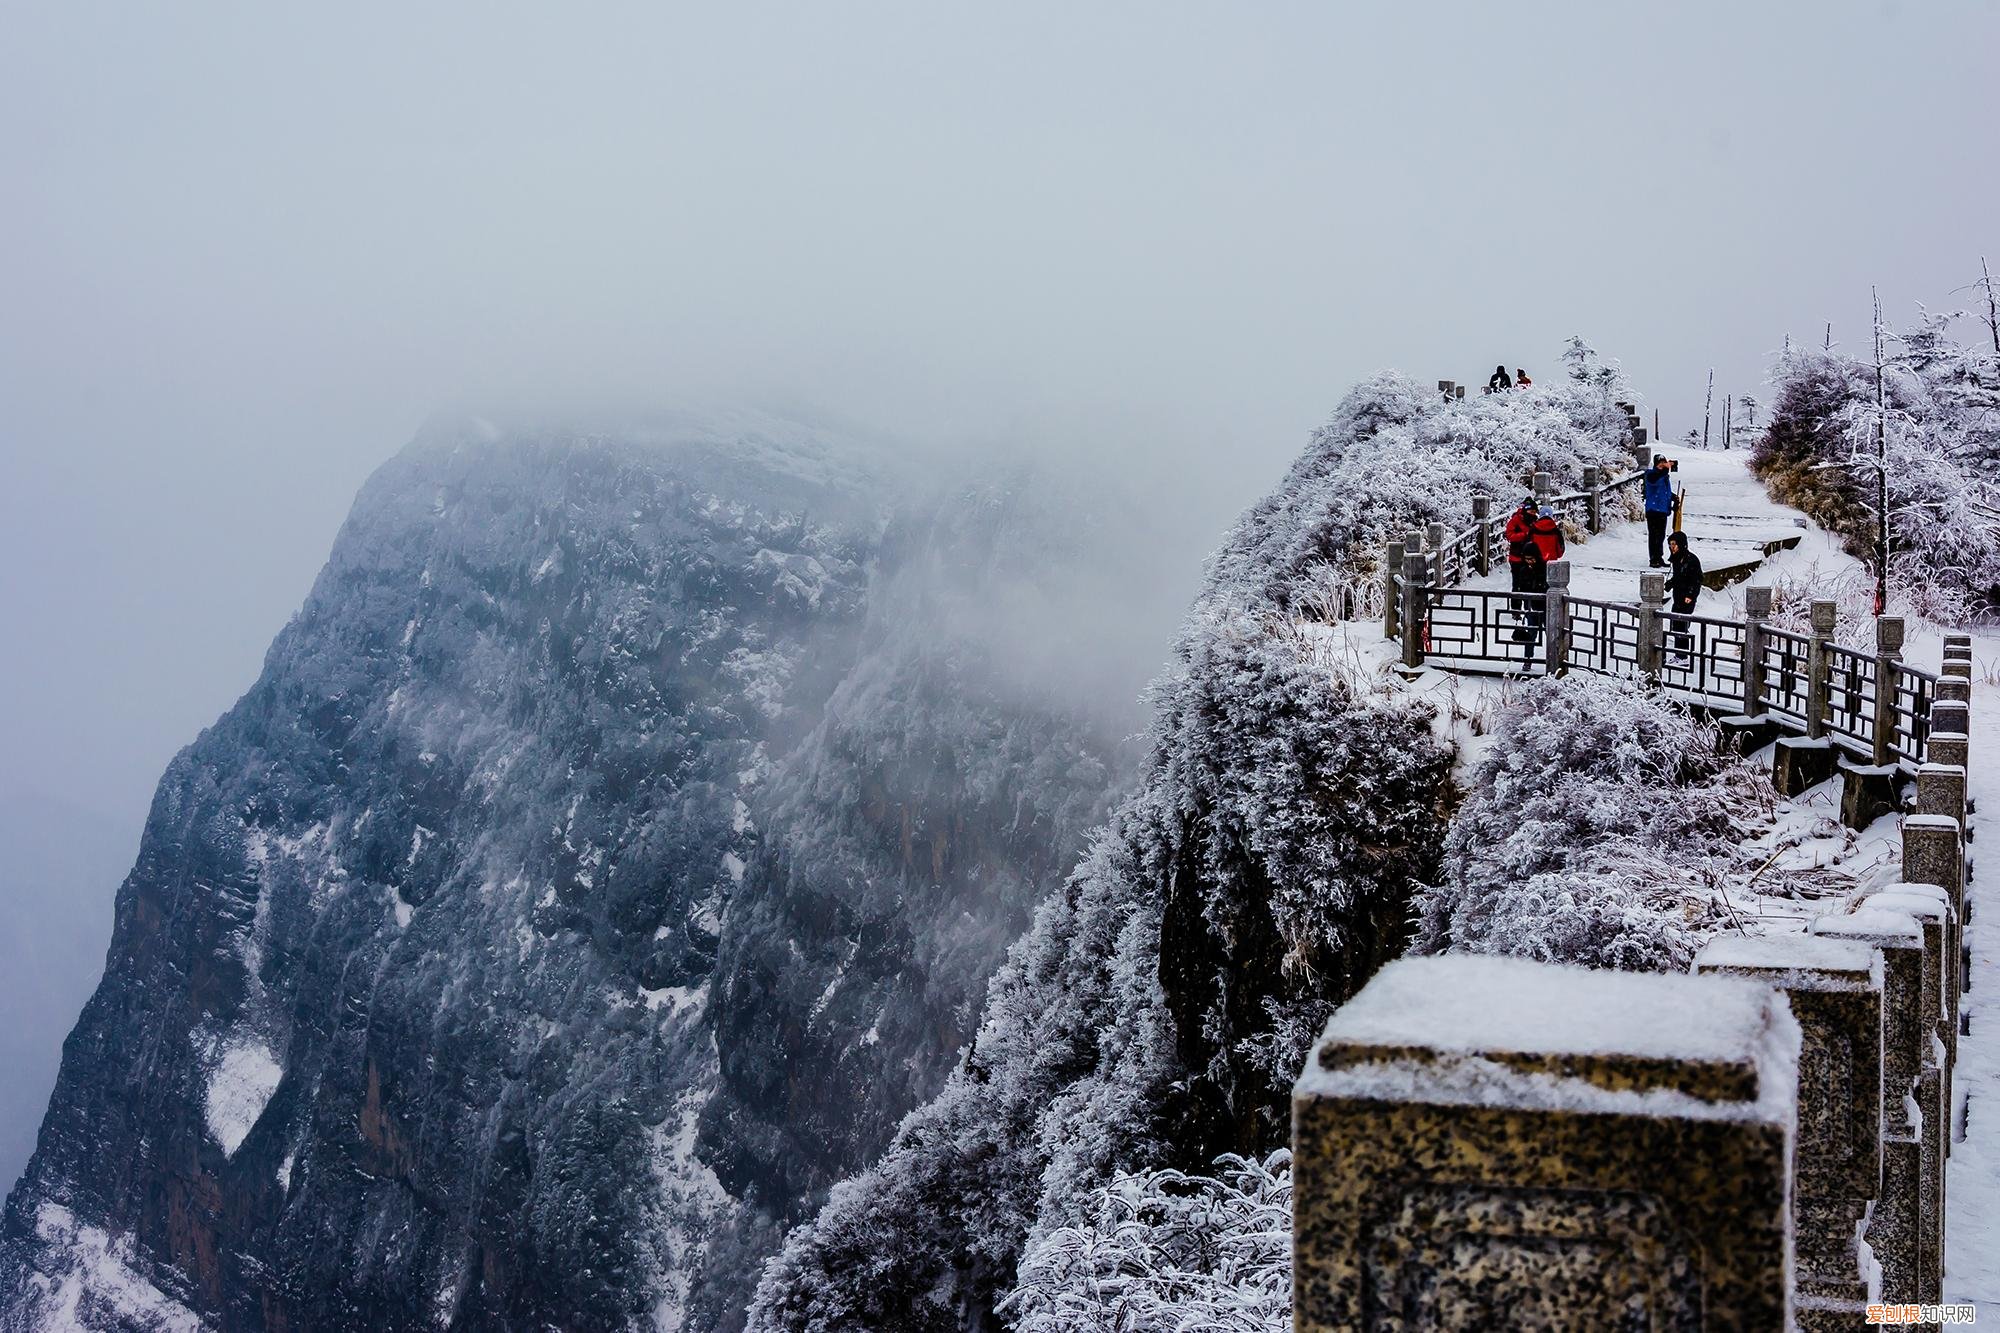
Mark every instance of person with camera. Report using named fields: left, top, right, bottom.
left=1643, top=454, right=1677, bottom=568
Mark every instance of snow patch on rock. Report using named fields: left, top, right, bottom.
left=205, top=1038, right=284, bottom=1158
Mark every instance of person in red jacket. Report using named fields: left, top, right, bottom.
left=1530, top=505, right=1565, bottom=563
left=1505, top=496, right=1566, bottom=583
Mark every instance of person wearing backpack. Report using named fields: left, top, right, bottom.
left=1504, top=496, right=1549, bottom=651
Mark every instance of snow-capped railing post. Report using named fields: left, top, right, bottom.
left=1582, top=465, right=1603, bottom=533
left=1637, top=571, right=1666, bottom=680
left=1941, top=635, right=1971, bottom=682
left=1531, top=471, right=1552, bottom=514
left=1812, top=909, right=1929, bottom=1304
left=1383, top=539, right=1406, bottom=640
left=1694, top=933, right=1880, bottom=1321
left=1864, top=884, right=1954, bottom=1304
left=1400, top=546, right=1428, bottom=671
left=1775, top=601, right=1843, bottom=796
left=1542, top=559, right=1570, bottom=675
left=1805, top=601, right=1838, bottom=740
left=1290, top=957, right=1799, bottom=1333
left=1471, top=497, right=1493, bottom=577
left=1871, top=617, right=1905, bottom=767
left=1742, top=584, right=1772, bottom=715
left=1930, top=694, right=1970, bottom=740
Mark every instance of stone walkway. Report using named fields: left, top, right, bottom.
left=1947, top=673, right=1999, bottom=1303
left=1464, top=448, right=1806, bottom=606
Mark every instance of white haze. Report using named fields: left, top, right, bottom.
left=0, top=0, right=1996, bottom=1193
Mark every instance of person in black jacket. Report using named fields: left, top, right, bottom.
left=1487, top=364, right=1513, bottom=393
left=1666, top=531, right=1702, bottom=612
left=1663, top=532, right=1703, bottom=665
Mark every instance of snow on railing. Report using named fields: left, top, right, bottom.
left=1294, top=631, right=1978, bottom=1324
left=1385, top=519, right=1939, bottom=776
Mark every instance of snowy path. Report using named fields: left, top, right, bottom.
left=1465, top=449, right=1811, bottom=606
left=1947, top=669, right=2000, bottom=1303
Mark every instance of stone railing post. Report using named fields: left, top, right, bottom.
left=1532, top=470, right=1553, bottom=517
left=1861, top=887, right=1952, bottom=1303
left=1904, top=814, right=1965, bottom=954
left=1437, top=379, right=1455, bottom=402
left=1742, top=585, right=1772, bottom=716
left=1694, top=933, right=1881, bottom=1321
left=1632, top=425, right=1651, bottom=468
left=1292, top=956, right=1798, bottom=1332
left=1426, top=522, right=1449, bottom=585
left=1383, top=539, right=1405, bottom=640
left=1941, top=637, right=1971, bottom=682
left=1637, top=571, right=1665, bottom=680
left=1400, top=546, right=1428, bottom=672
left=1813, top=908, right=1928, bottom=1303
left=1543, top=559, right=1570, bottom=675
left=1931, top=695, right=1970, bottom=739
left=1872, top=616, right=1905, bottom=766
left=1471, top=497, right=1493, bottom=577
left=1806, top=600, right=1837, bottom=740
left=1583, top=465, right=1603, bottom=532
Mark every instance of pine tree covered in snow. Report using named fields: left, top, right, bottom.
left=1753, top=290, right=2000, bottom=617
left=1413, top=674, right=1772, bottom=972
left=748, top=361, right=1639, bottom=1332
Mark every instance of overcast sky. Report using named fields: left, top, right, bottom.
left=3, top=0, right=1997, bottom=844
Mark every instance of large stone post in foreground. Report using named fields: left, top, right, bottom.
left=1694, top=932, right=1880, bottom=1327
left=1812, top=908, right=1929, bottom=1303
left=1292, top=955, right=1799, bottom=1331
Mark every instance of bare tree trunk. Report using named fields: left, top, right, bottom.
left=1872, top=288, right=1889, bottom=617
left=1702, top=369, right=1713, bottom=450
left=1982, top=256, right=2000, bottom=357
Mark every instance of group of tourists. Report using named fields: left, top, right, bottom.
left=1502, top=453, right=1703, bottom=664
left=1486, top=365, right=1533, bottom=392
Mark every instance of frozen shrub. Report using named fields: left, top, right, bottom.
left=1414, top=673, right=1770, bottom=972
left=1003, top=1151, right=1292, bottom=1333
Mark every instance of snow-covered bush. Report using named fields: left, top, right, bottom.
left=1003, top=1151, right=1291, bottom=1333
left=1414, top=673, right=1772, bottom=972
left=1220, top=364, right=1636, bottom=616
left=1752, top=296, right=2000, bottom=619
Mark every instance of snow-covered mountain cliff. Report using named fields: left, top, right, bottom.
left=0, top=413, right=1146, bottom=1332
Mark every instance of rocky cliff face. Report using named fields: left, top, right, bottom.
left=0, top=414, right=1139, bottom=1332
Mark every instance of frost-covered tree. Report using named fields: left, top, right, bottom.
left=749, top=357, right=1637, bottom=1332
left=1003, top=1150, right=1291, bottom=1333
left=1413, top=674, right=1771, bottom=973
left=1752, top=288, right=2000, bottom=617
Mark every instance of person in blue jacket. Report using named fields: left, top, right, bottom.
left=1642, top=455, right=1676, bottom=568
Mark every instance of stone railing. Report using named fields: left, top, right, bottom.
left=1292, top=633, right=1977, bottom=1329
left=1389, top=536, right=1946, bottom=825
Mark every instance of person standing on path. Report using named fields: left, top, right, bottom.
left=1643, top=455, right=1676, bottom=568
left=1665, top=531, right=1702, bottom=614
left=1663, top=531, right=1704, bottom=664
left=1505, top=496, right=1563, bottom=660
